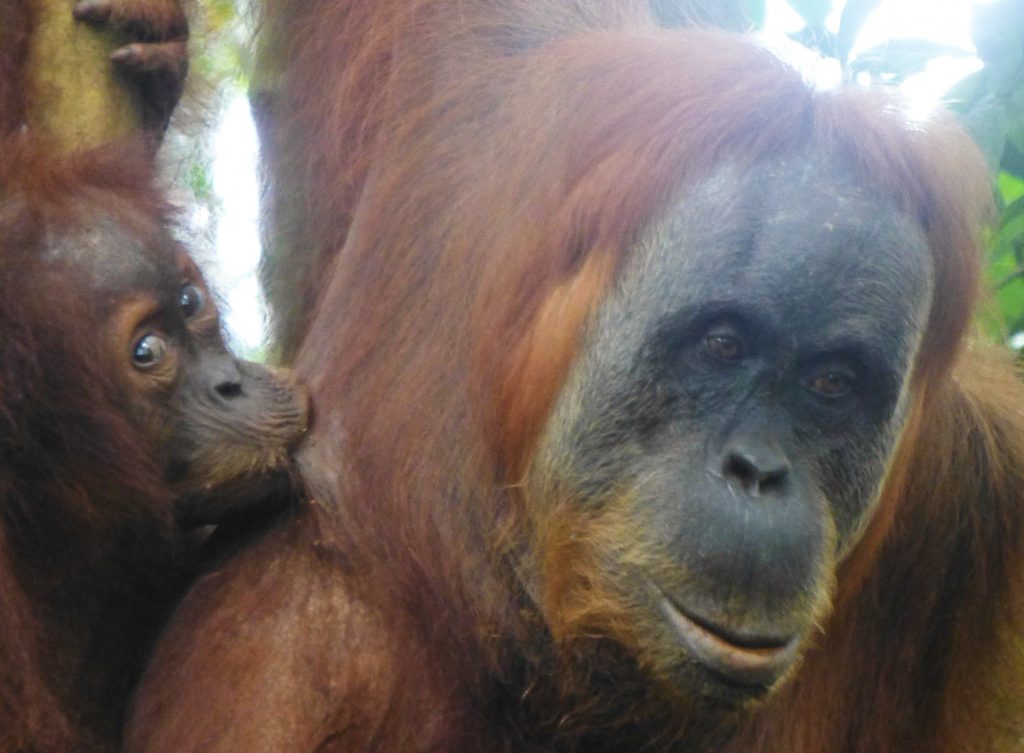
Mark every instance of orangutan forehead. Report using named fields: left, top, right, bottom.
left=43, top=214, right=180, bottom=295
left=622, top=159, right=933, bottom=350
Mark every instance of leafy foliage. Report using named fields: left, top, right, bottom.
left=755, top=0, right=1024, bottom=346
left=952, top=1, right=1024, bottom=344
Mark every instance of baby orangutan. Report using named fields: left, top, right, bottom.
left=0, top=139, right=308, bottom=753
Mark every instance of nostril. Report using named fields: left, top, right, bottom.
left=758, top=467, right=788, bottom=494
left=215, top=381, right=243, bottom=399
left=724, top=452, right=759, bottom=492
left=722, top=450, right=789, bottom=497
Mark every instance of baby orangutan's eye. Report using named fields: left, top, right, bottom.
left=180, top=283, right=204, bottom=319
left=132, top=333, right=169, bottom=369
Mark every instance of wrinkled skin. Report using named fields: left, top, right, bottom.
left=527, top=157, right=932, bottom=705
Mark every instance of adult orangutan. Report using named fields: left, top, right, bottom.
left=0, top=3, right=307, bottom=751
left=125, top=2, right=1024, bottom=752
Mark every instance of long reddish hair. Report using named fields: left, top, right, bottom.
left=258, top=2, right=1018, bottom=750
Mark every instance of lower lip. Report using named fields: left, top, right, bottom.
left=658, top=597, right=800, bottom=688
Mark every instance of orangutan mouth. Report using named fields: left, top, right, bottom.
left=657, top=594, right=800, bottom=689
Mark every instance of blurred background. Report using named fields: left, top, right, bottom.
left=166, top=0, right=1024, bottom=359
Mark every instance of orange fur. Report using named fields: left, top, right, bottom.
left=731, top=346, right=1024, bottom=753
left=126, top=3, right=1023, bottom=752
left=0, top=139, right=185, bottom=753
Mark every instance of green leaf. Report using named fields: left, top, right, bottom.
left=944, top=69, right=988, bottom=112
left=848, top=38, right=969, bottom=81
left=1000, top=219, right=1024, bottom=268
left=1003, top=195, right=1024, bottom=226
left=971, top=0, right=1024, bottom=66
left=784, top=0, right=832, bottom=30
left=788, top=26, right=837, bottom=58
left=996, top=281, right=1024, bottom=331
left=1005, top=140, right=1024, bottom=179
left=958, top=95, right=1009, bottom=172
left=999, top=171, right=1024, bottom=205
left=836, top=0, right=881, bottom=65
left=1006, top=86, right=1024, bottom=156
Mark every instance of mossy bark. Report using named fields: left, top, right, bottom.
left=25, top=0, right=144, bottom=151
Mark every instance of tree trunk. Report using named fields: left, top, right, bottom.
left=25, top=0, right=143, bottom=151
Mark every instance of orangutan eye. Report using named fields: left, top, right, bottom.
left=132, top=333, right=169, bottom=369
left=180, top=283, right=204, bottom=319
left=703, top=323, right=745, bottom=362
left=806, top=366, right=856, bottom=399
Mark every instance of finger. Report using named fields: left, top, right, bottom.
left=72, top=0, right=113, bottom=24
left=76, top=0, right=187, bottom=40
left=111, top=41, right=188, bottom=77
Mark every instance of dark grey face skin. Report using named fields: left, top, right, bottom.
left=530, top=156, right=933, bottom=704
left=44, top=214, right=309, bottom=527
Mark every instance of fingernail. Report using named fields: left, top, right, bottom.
left=72, top=0, right=96, bottom=17
left=111, top=46, right=134, bottom=62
